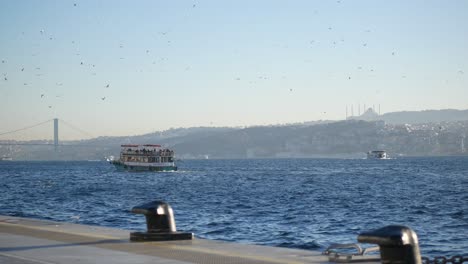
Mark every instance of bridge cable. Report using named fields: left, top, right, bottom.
left=59, top=119, right=95, bottom=139
left=0, top=119, right=53, bottom=137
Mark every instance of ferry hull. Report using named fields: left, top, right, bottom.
left=111, top=161, right=177, bottom=172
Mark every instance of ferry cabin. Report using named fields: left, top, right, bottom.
left=120, top=144, right=175, bottom=163
left=367, top=150, right=387, bottom=159
left=114, top=144, right=177, bottom=171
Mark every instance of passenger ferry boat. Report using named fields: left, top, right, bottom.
left=111, top=144, right=177, bottom=171
left=366, top=150, right=388, bottom=159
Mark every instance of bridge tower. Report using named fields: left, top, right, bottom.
left=54, top=118, right=59, bottom=151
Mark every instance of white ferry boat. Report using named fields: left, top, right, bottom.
left=366, top=150, right=388, bottom=159
left=111, top=144, right=177, bottom=172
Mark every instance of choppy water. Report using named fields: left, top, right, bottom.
left=1, top=157, right=467, bottom=258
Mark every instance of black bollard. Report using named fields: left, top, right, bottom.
left=358, top=225, right=421, bottom=264
left=130, top=201, right=193, bottom=241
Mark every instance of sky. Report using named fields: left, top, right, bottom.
left=0, top=0, right=467, bottom=140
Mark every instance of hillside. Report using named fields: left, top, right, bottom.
left=350, top=108, right=468, bottom=124
left=2, top=119, right=467, bottom=160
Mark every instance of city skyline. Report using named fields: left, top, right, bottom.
left=1, top=1, right=467, bottom=140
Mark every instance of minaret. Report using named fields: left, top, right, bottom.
left=462, top=134, right=466, bottom=153
left=54, top=118, right=59, bottom=152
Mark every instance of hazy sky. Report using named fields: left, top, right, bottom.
left=1, top=0, right=467, bottom=140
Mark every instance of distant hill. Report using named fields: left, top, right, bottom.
left=3, top=109, right=468, bottom=160
left=172, top=120, right=386, bottom=159
left=381, top=109, right=468, bottom=124
left=350, top=108, right=468, bottom=124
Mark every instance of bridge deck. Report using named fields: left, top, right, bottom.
left=0, top=215, right=379, bottom=264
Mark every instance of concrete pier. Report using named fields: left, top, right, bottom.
left=0, top=215, right=379, bottom=264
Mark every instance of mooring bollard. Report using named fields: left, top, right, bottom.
left=130, top=200, right=193, bottom=241
left=358, top=225, right=421, bottom=264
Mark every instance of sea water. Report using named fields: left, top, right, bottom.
left=1, top=157, right=467, bottom=258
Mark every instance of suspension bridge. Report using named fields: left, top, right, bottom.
left=0, top=118, right=96, bottom=151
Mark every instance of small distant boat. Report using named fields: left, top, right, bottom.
left=110, top=144, right=177, bottom=172
left=367, top=150, right=388, bottom=159
left=1, top=156, right=13, bottom=161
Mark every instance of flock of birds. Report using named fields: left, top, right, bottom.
left=0, top=2, right=192, bottom=110
left=0, top=2, right=206, bottom=111
left=1, top=2, right=465, bottom=114
left=2, top=54, right=111, bottom=108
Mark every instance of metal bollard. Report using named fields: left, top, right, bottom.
left=130, top=200, right=193, bottom=241
left=358, top=225, right=421, bottom=264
